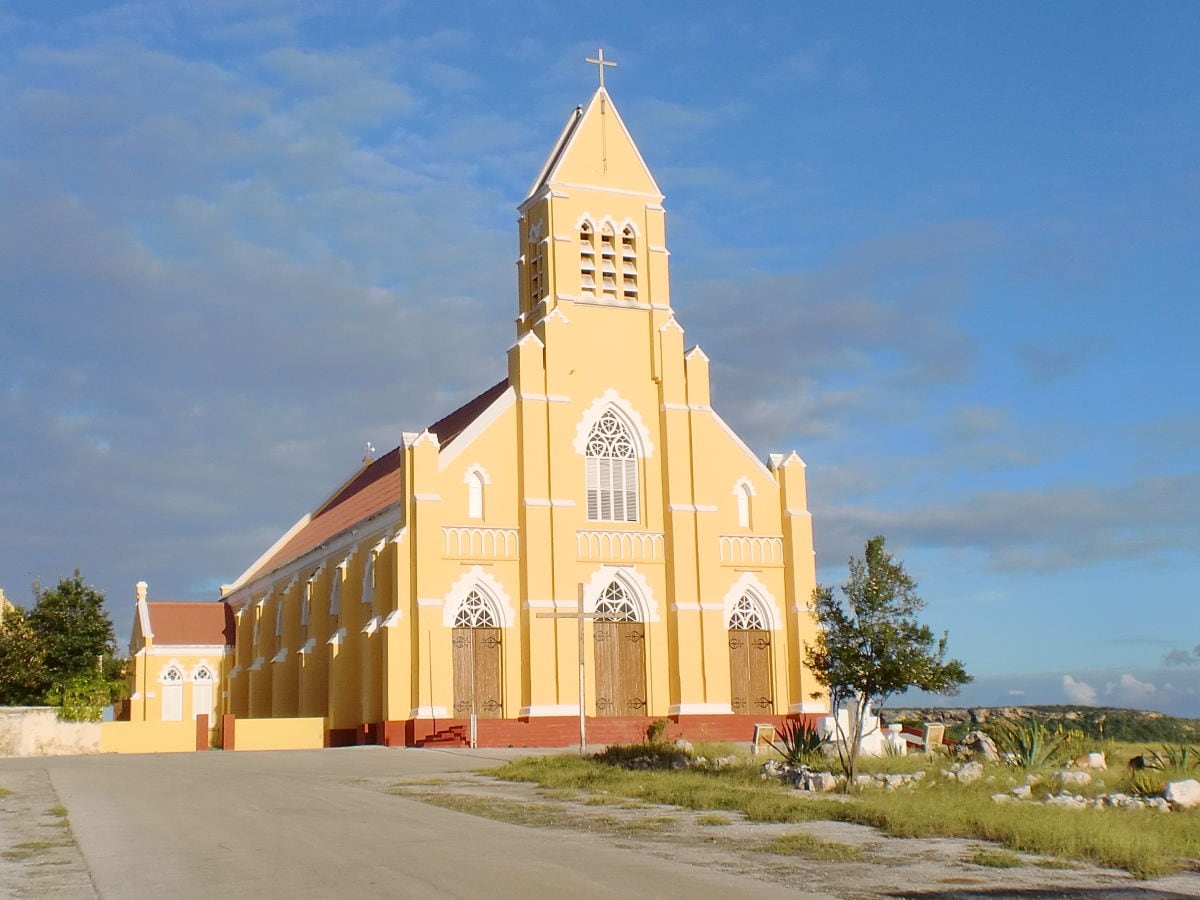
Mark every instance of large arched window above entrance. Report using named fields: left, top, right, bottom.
left=585, top=410, right=639, bottom=522
left=595, top=580, right=640, bottom=622
left=452, top=589, right=499, bottom=628
left=728, top=594, right=767, bottom=630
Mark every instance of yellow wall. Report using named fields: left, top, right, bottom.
left=100, top=720, right=197, bottom=754
left=232, top=717, right=326, bottom=751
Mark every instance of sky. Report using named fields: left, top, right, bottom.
left=2, top=2, right=1198, bottom=716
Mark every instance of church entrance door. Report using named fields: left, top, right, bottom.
left=452, top=590, right=503, bottom=718
left=728, top=629, right=772, bottom=714
left=592, top=581, right=646, bottom=717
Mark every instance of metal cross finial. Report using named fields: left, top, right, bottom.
left=585, top=48, right=617, bottom=88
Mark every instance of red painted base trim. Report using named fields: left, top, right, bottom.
left=374, top=713, right=820, bottom=749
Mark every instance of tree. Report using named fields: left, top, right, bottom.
left=805, top=536, right=970, bottom=785
left=0, top=606, right=49, bottom=705
left=1, top=571, right=129, bottom=720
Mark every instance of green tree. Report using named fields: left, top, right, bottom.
left=805, top=536, right=970, bottom=785
left=23, top=571, right=127, bottom=719
left=0, top=607, right=49, bottom=705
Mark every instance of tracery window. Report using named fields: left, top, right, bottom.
left=594, top=580, right=639, bottom=622
left=585, top=410, right=639, bottom=523
left=579, top=221, right=596, bottom=298
left=453, top=590, right=498, bottom=628
left=729, top=595, right=767, bottom=630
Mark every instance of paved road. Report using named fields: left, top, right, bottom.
left=1, top=748, right=810, bottom=899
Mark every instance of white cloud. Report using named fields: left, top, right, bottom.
left=1062, top=675, right=1098, bottom=706
left=1112, top=673, right=1157, bottom=701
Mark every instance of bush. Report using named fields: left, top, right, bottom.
left=989, top=719, right=1070, bottom=769
left=767, top=718, right=825, bottom=766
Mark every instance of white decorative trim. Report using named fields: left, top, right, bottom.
left=733, top=477, right=758, bottom=498
left=672, top=602, right=700, bottom=612
left=249, top=656, right=265, bottom=671
left=648, top=244, right=668, bottom=254
left=689, top=404, right=713, bottom=412
left=524, top=497, right=551, bottom=507
left=793, top=700, right=830, bottom=714
left=439, top=385, right=517, bottom=468
left=658, top=316, right=684, bottom=334
left=228, top=664, right=241, bottom=679
left=572, top=390, right=653, bottom=458
left=520, top=392, right=549, bottom=402
left=580, top=565, right=660, bottom=623
left=327, top=628, right=346, bottom=646
left=390, top=526, right=408, bottom=544
left=442, top=567, right=517, bottom=628
left=297, top=638, right=316, bottom=655
left=189, top=660, right=216, bottom=682
left=547, top=394, right=571, bottom=403
left=413, top=492, right=442, bottom=502
left=410, top=706, right=449, bottom=719
left=381, top=610, right=402, bottom=627
left=519, top=704, right=581, bottom=717
left=416, top=597, right=444, bottom=608
left=144, top=644, right=230, bottom=656
left=695, top=504, right=719, bottom=513
left=552, top=180, right=662, bottom=201
left=361, top=615, right=380, bottom=636
left=785, top=508, right=812, bottom=518
left=699, top=602, right=724, bottom=612
left=550, top=498, right=576, bottom=508
left=554, top=598, right=579, bottom=610
left=576, top=529, right=664, bottom=563
left=524, top=599, right=555, bottom=609
left=669, top=702, right=734, bottom=715
left=722, top=573, right=783, bottom=631
left=684, top=345, right=710, bottom=362
left=662, top=402, right=689, bottom=411
left=157, top=659, right=184, bottom=683
left=709, top=409, right=777, bottom=482
left=271, top=648, right=288, bottom=663
left=668, top=503, right=695, bottom=512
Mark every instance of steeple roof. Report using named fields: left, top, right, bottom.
left=524, top=87, right=662, bottom=204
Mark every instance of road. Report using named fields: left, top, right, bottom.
left=1, top=748, right=810, bottom=899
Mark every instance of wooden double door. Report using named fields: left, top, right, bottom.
left=452, top=627, right=503, bottom=718
left=729, top=629, right=773, bottom=714
left=593, top=621, right=647, bottom=716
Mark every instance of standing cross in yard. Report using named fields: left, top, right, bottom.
left=536, top=584, right=609, bottom=755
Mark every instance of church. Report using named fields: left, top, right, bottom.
left=126, top=63, right=827, bottom=749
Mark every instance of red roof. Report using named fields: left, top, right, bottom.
left=237, top=379, right=509, bottom=585
left=147, top=602, right=235, bottom=646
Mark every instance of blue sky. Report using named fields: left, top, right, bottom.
left=2, top=2, right=1198, bottom=715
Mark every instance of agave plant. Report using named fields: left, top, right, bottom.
left=989, top=719, right=1069, bottom=769
left=767, top=718, right=825, bottom=766
left=1156, top=743, right=1198, bottom=770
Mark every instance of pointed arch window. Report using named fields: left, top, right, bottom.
left=191, top=665, right=214, bottom=721
left=736, top=483, right=752, bottom=528
left=161, top=665, right=184, bottom=722
left=579, top=221, right=596, bottom=298
left=453, top=589, right=498, bottom=628
left=729, top=595, right=767, bottom=630
left=599, top=224, right=617, bottom=299
left=467, top=471, right=484, bottom=520
left=621, top=226, right=638, bottom=300
left=585, top=410, right=639, bottom=523
left=595, top=580, right=639, bottom=622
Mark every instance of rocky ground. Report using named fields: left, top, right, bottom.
left=391, top=770, right=1200, bottom=899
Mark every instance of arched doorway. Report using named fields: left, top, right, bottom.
left=451, top=590, right=503, bottom=718
left=728, top=595, right=772, bottom=714
left=593, top=580, right=647, bottom=717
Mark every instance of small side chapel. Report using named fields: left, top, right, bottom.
left=214, top=67, right=827, bottom=747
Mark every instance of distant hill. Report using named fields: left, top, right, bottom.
left=880, top=705, right=1200, bottom=744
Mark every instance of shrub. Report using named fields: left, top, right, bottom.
left=766, top=718, right=825, bottom=766
left=989, top=719, right=1070, bottom=769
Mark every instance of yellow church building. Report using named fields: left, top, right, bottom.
left=157, top=72, right=827, bottom=749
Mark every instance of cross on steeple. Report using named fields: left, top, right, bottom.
left=585, top=48, right=617, bottom=88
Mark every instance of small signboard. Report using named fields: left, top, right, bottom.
left=751, top=723, right=776, bottom=755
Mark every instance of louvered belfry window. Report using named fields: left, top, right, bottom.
left=586, top=410, right=639, bottom=522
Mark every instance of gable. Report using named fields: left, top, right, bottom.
left=146, top=601, right=236, bottom=646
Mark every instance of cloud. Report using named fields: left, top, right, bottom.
left=1110, top=673, right=1157, bottom=702
left=1164, top=644, right=1200, bottom=666
left=1017, top=335, right=1110, bottom=384
left=1062, top=675, right=1099, bottom=706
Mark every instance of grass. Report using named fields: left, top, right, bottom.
left=759, top=831, right=862, bottom=861
left=0, top=786, right=11, bottom=799
left=696, top=812, right=732, bottom=826
left=966, top=845, right=1024, bottom=868
left=489, top=752, right=1200, bottom=878
left=2, top=839, right=71, bottom=861
left=48, top=805, right=68, bottom=818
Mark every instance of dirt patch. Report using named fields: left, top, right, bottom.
left=390, top=771, right=1200, bottom=899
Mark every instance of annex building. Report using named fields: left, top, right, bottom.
left=126, top=74, right=826, bottom=749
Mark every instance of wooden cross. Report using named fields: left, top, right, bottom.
left=585, top=48, right=617, bottom=88
left=536, top=584, right=607, bottom=755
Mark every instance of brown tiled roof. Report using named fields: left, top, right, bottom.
left=237, top=378, right=510, bottom=586
left=147, top=601, right=235, bottom=646
left=428, top=379, right=509, bottom=447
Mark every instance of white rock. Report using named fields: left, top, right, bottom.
left=1056, top=770, right=1092, bottom=786
left=1164, top=779, right=1200, bottom=809
left=806, top=771, right=839, bottom=793
left=1011, top=784, right=1032, bottom=800
left=956, top=761, right=984, bottom=784
left=991, top=792, right=1014, bottom=803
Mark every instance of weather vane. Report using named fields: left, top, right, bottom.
left=585, top=48, right=617, bottom=88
